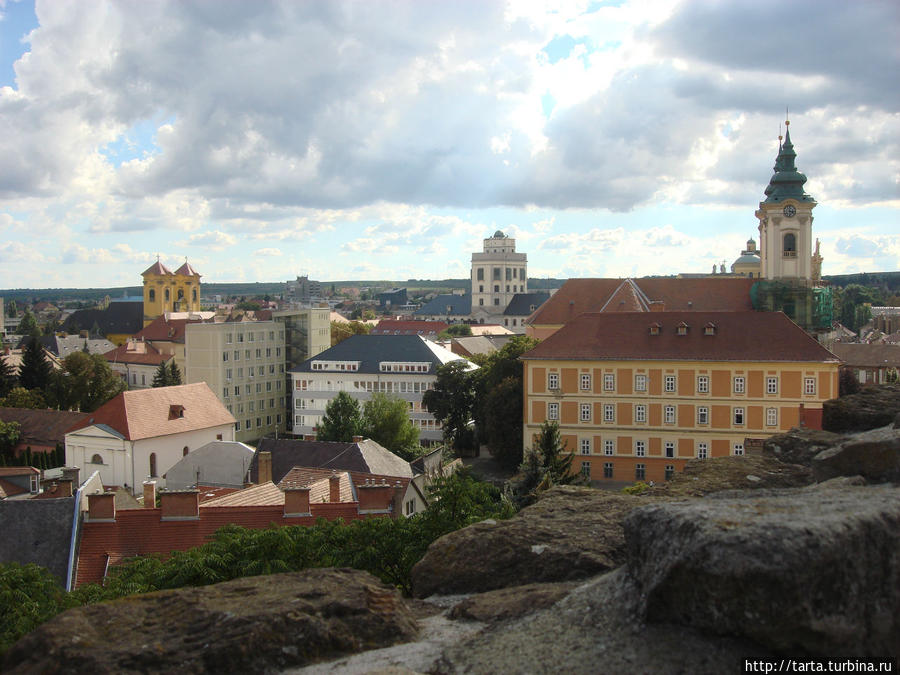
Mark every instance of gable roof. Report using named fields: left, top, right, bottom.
left=134, top=315, right=196, bottom=343
left=103, top=341, right=170, bottom=366
left=174, top=261, right=201, bottom=277
left=522, top=311, right=839, bottom=363
left=0, top=408, right=90, bottom=447
left=291, top=334, right=466, bottom=375
left=142, top=260, right=174, bottom=276
left=503, top=292, right=551, bottom=317
left=528, top=277, right=755, bottom=327
left=252, top=438, right=413, bottom=484
left=829, top=343, right=900, bottom=368
left=66, top=383, right=235, bottom=441
left=61, top=302, right=144, bottom=337
left=277, top=468, right=356, bottom=503
left=414, top=294, right=472, bottom=317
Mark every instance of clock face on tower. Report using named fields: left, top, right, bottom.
left=783, top=205, right=796, bottom=218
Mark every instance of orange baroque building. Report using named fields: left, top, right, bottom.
left=520, top=311, right=840, bottom=485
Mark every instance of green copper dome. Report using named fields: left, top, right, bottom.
left=763, top=127, right=815, bottom=204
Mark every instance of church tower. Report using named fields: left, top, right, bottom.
left=755, top=118, right=817, bottom=280
left=141, top=258, right=202, bottom=326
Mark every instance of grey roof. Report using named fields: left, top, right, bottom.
left=503, top=292, right=550, bottom=317
left=164, top=441, right=256, bottom=490
left=61, top=302, right=143, bottom=337
left=451, top=334, right=515, bottom=356
left=291, top=334, right=464, bottom=374
left=415, top=294, right=472, bottom=317
left=251, top=438, right=413, bottom=484
left=0, top=497, right=76, bottom=584
left=829, top=343, right=900, bottom=368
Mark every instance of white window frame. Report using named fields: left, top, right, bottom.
left=697, top=406, right=709, bottom=425
left=548, top=372, right=559, bottom=390
left=804, top=377, right=816, bottom=395
left=766, top=377, right=778, bottom=395
left=634, top=374, right=647, bottom=392
left=733, top=407, right=745, bottom=425
left=580, top=373, right=592, bottom=391
left=580, top=438, right=592, bottom=455
left=603, top=404, right=615, bottom=423
left=766, top=407, right=778, bottom=427
left=697, top=375, right=709, bottom=393
left=603, top=462, right=613, bottom=478
left=664, top=375, right=676, bottom=393
left=603, top=373, right=615, bottom=392
left=604, top=440, right=615, bottom=456
left=733, top=376, right=745, bottom=394
left=548, top=402, right=559, bottom=421
left=733, top=443, right=745, bottom=456
left=664, top=441, right=675, bottom=458
left=697, top=442, right=708, bottom=459
left=664, top=405, right=675, bottom=424
left=634, top=440, right=646, bottom=457
left=581, top=462, right=591, bottom=478
left=580, top=403, right=591, bottom=422
left=635, top=463, right=646, bottom=481
left=634, top=404, right=647, bottom=423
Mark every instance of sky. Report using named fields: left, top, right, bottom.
left=0, top=0, right=897, bottom=289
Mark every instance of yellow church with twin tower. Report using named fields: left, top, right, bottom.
left=141, top=259, right=202, bottom=326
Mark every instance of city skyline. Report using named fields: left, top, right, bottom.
left=1, top=0, right=898, bottom=289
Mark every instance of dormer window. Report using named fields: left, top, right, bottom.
left=676, top=322, right=689, bottom=336
left=649, top=323, right=661, bottom=335
left=169, top=404, right=185, bottom=420
left=704, top=323, right=717, bottom=336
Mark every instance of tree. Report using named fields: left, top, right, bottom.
left=423, top=361, right=477, bottom=453
left=16, top=310, right=38, bottom=336
left=0, top=354, right=16, bottom=397
left=516, top=421, right=582, bottom=505
left=0, top=562, right=68, bottom=655
left=48, top=352, right=125, bottom=412
left=6, top=300, right=16, bottom=318
left=0, top=420, right=21, bottom=463
left=331, top=320, right=370, bottom=346
left=168, top=361, right=182, bottom=385
left=17, top=334, right=52, bottom=392
left=362, top=392, right=420, bottom=460
left=152, top=362, right=170, bottom=387
left=0, top=387, right=46, bottom=409
left=316, top=391, right=363, bottom=442
left=438, top=324, right=472, bottom=340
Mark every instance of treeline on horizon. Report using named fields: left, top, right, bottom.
left=3, top=272, right=898, bottom=305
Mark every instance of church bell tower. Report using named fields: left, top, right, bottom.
left=755, top=117, right=817, bottom=281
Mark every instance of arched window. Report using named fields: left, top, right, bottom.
left=183, top=446, right=189, bottom=457
left=149, top=453, right=157, bottom=478
left=149, top=289, right=155, bottom=302
left=91, top=454, right=103, bottom=465
left=177, top=288, right=184, bottom=301
left=783, top=233, right=796, bottom=255
left=164, top=288, right=170, bottom=301
left=192, top=289, right=197, bottom=302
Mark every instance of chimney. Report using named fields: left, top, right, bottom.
left=352, top=435, right=363, bottom=443
left=160, top=490, right=200, bottom=520
left=283, top=487, right=311, bottom=517
left=143, top=480, right=157, bottom=508
left=329, top=472, right=341, bottom=502
left=356, top=478, right=395, bottom=514
left=56, top=478, right=73, bottom=498
left=87, top=492, right=116, bottom=521
left=61, top=466, right=80, bottom=488
left=257, top=451, right=273, bottom=484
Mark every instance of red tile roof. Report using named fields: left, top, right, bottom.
left=0, top=478, right=27, bottom=498
left=528, top=277, right=756, bottom=327
left=67, top=383, right=235, bottom=441
left=174, top=261, right=201, bottom=277
left=277, top=469, right=355, bottom=503
left=0, top=466, right=40, bottom=476
left=103, top=341, right=169, bottom=366
left=141, top=260, right=174, bottom=276
left=522, top=311, right=839, bottom=363
left=134, top=316, right=197, bottom=343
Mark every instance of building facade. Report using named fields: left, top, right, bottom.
left=290, top=335, right=474, bottom=443
left=471, top=231, right=528, bottom=323
left=521, top=311, right=840, bottom=484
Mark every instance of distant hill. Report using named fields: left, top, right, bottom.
left=823, top=271, right=900, bottom=291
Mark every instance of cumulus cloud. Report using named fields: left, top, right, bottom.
left=183, top=230, right=237, bottom=250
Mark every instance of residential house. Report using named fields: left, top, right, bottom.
left=65, top=383, right=236, bottom=494
left=103, top=339, right=172, bottom=389
left=520, top=311, right=840, bottom=484
left=0, top=407, right=89, bottom=456
left=61, top=301, right=144, bottom=345
left=0, top=466, right=41, bottom=499
left=502, top=292, right=550, bottom=334
left=414, top=294, right=472, bottom=324
left=290, top=335, right=475, bottom=442
left=829, top=343, right=900, bottom=385
left=371, top=319, right=448, bottom=338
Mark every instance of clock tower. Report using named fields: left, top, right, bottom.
left=755, top=118, right=816, bottom=280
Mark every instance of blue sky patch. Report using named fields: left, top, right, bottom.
left=0, top=0, right=38, bottom=88
left=100, top=114, right=175, bottom=167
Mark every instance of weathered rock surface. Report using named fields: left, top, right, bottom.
left=648, top=453, right=814, bottom=497
left=411, top=486, right=647, bottom=598
left=811, top=425, right=900, bottom=483
left=447, top=581, right=579, bottom=623
left=624, top=485, right=900, bottom=658
left=2, top=568, right=418, bottom=674
left=762, top=428, right=846, bottom=465
left=824, top=383, right=900, bottom=432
